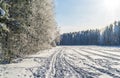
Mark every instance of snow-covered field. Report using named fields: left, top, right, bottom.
left=0, top=46, right=120, bottom=78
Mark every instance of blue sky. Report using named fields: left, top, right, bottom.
left=55, top=0, right=120, bottom=33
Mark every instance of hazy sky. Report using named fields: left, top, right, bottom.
left=55, top=0, right=120, bottom=33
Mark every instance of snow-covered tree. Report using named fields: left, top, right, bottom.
left=0, top=0, right=58, bottom=64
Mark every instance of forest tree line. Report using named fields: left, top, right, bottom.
left=60, top=21, right=120, bottom=45
left=0, top=0, right=58, bottom=64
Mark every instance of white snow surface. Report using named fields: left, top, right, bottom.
left=0, top=46, right=120, bottom=78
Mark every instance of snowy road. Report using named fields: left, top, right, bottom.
left=0, top=46, right=120, bottom=78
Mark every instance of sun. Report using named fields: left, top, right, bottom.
left=103, top=0, right=120, bottom=11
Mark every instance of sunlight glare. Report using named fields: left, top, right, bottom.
left=103, top=0, right=120, bottom=11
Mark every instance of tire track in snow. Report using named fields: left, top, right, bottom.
left=85, top=64, right=120, bottom=78
left=46, top=47, right=82, bottom=78
left=72, top=48, right=120, bottom=78
left=80, top=49, right=120, bottom=61
left=78, top=48, right=120, bottom=76
left=47, top=47, right=99, bottom=78
left=82, top=47, right=120, bottom=53
left=63, top=56, right=100, bottom=78
left=53, top=50, right=81, bottom=78
left=28, top=48, right=62, bottom=78
left=28, top=47, right=120, bottom=78
left=84, top=48, right=120, bottom=58
left=45, top=48, right=64, bottom=78
left=1, top=46, right=120, bottom=78
left=63, top=48, right=101, bottom=78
